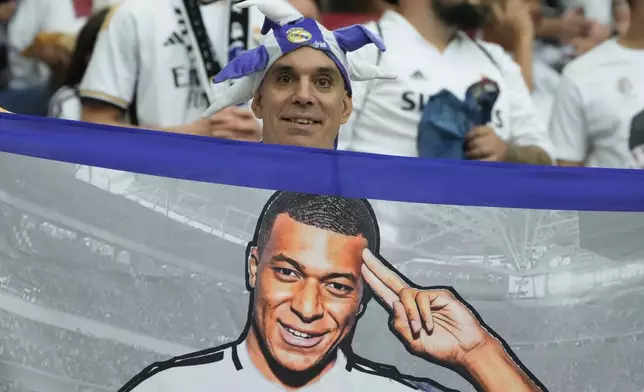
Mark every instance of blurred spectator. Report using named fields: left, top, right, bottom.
left=289, top=0, right=320, bottom=19
left=549, top=0, right=644, bottom=168
left=48, top=8, right=111, bottom=121
left=78, top=0, right=284, bottom=140
left=0, top=0, right=77, bottom=116
left=339, top=0, right=554, bottom=165
left=0, top=1, right=17, bottom=89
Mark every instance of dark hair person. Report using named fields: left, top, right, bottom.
left=48, top=7, right=111, bottom=121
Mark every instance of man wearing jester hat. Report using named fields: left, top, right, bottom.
left=201, top=0, right=397, bottom=150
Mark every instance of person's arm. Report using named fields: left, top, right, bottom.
left=462, top=338, right=542, bottom=392
left=483, top=0, right=535, bottom=91
left=548, top=72, right=588, bottom=166
left=361, top=249, right=543, bottom=392
left=79, top=4, right=141, bottom=128
left=500, top=47, right=555, bottom=165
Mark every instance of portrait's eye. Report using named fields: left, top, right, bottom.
left=327, top=282, right=355, bottom=296
left=273, top=267, right=299, bottom=281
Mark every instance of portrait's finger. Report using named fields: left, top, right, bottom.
left=361, top=264, right=399, bottom=309
left=362, top=248, right=408, bottom=295
left=392, top=301, right=413, bottom=341
left=400, top=288, right=422, bottom=335
left=416, top=292, right=434, bottom=333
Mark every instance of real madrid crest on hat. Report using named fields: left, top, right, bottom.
left=286, top=27, right=312, bottom=44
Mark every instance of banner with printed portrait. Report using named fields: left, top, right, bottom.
left=1, top=114, right=644, bottom=392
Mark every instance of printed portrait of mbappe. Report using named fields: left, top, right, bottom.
left=118, top=191, right=548, bottom=392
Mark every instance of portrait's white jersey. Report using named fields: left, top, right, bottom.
left=121, top=340, right=446, bottom=392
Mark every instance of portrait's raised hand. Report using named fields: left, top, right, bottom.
left=361, top=249, right=489, bottom=367
left=361, top=249, right=544, bottom=392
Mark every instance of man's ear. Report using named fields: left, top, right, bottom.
left=251, top=89, right=264, bottom=120
left=248, top=246, right=260, bottom=289
left=340, top=93, right=353, bottom=125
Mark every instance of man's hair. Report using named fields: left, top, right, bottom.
left=64, top=7, right=111, bottom=87
left=256, top=191, right=379, bottom=254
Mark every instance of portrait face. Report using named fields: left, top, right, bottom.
left=251, top=46, right=353, bottom=150
left=248, top=214, right=367, bottom=372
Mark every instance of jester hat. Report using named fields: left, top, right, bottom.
left=202, top=0, right=395, bottom=118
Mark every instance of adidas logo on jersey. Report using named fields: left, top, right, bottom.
left=410, top=70, right=426, bottom=80
left=164, top=32, right=186, bottom=46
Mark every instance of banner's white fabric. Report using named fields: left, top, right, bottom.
left=1, top=151, right=643, bottom=392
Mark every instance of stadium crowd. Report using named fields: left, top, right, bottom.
left=0, top=0, right=642, bottom=169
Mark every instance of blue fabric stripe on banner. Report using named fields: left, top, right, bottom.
left=1, top=113, right=644, bottom=212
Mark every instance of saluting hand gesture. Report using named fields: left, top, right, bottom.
left=361, top=249, right=491, bottom=367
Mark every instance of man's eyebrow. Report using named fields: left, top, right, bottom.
left=271, top=253, right=303, bottom=271
left=271, top=65, right=296, bottom=74
left=315, top=66, right=341, bottom=78
left=323, top=272, right=358, bottom=284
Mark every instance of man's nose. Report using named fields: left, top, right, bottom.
left=291, top=281, right=323, bottom=322
left=291, top=80, right=314, bottom=106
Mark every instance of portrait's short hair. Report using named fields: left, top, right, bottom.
left=256, top=191, right=380, bottom=254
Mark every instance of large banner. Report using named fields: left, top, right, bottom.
left=1, top=114, right=644, bottom=392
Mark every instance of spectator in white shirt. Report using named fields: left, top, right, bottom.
left=0, top=0, right=77, bottom=115
left=550, top=0, right=644, bottom=169
left=339, top=0, right=554, bottom=165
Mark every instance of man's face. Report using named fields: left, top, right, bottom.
left=248, top=214, right=367, bottom=372
left=251, top=47, right=352, bottom=149
left=430, top=0, right=489, bottom=30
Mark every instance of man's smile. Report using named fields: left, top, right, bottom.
left=278, top=320, right=328, bottom=349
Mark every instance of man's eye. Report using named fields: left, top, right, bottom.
left=274, top=267, right=298, bottom=278
left=327, top=282, right=354, bottom=294
left=316, top=78, right=332, bottom=88
left=277, top=75, right=293, bottom=84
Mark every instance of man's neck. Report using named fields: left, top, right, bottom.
left=245, top=326, right=337, bottom=390
left=397, top=4, right=457, bottom=52
left=619, top=5, right=644, bottom=49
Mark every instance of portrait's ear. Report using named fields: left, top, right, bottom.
left=248, top=246, right=260, bottom=289
left=340, top=93, right=353, bottom=125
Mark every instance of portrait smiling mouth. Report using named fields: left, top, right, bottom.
left=278, top=320, right=328, bottom=349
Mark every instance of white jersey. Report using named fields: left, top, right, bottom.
left=549, top=38, right=644, bottom=169
left=79, top=0, right=268, bottom=129
left=121, top=340, right=445, bottom=392
left=7, top=0, right=77, bottom=88
left=338, top=10, right=554, bottom=161
left=48, top=85, right=81, bottom=121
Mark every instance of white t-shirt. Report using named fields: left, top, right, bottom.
left=79, top=0, right=268, bottom=129
left=7, top=0, right=77, bottom=88
left=122, top=340, right=441, bottom=392
left=532, top=58, right=561, bottom=125
left=549, top=38, right=644, bottom=169
left=338, top=10, right=554, bottom=162
left=48, top=85, right=81, bottom=121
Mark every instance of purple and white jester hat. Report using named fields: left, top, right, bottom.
left=201, top=0, right=395, bottom=118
